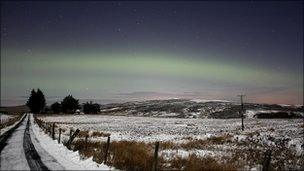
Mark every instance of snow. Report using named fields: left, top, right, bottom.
left=191, top=99, right=230, bottom=103
left=278, top=104, right=292, bottom=107
left=287, top=138, right=303, bottom=156
left=100, top=107, right=122, bottom=112
left=161, top=149, right=215, bottom=160
left=29, top=116, right=65, bottom=170
left=245, top=110, right=257, bottom=118
left=37, top=114, right=303, bottom=169
left=0, top=115, right=30, bottom=170
left=38, top=115, right=303, bottom=155
left=30, top=114, right=113, bottom=170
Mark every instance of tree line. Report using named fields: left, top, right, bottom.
left=26, top=89, right=100, bottom=114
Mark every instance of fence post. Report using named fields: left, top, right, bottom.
left=49, top=124, right=52, bottom=136
left=52, top=123, right=55, bottom=140
left=152, top=141, right=159, bottom=171
left=65, top=129, right=80, bottom=150
left=70, top=129, right=73, bottom=139
left=262, top=150, right=272, bottom=171
left=58, top=128, right=62, bottom=143
left=241, top=115, right=244, bottom=131
left=104, top=136, right=110, bottom=164
left=85, top=134, right=88, bottom=150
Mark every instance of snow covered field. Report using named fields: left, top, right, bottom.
left=37, top=115, right=304, bottom=170
left=39, top=115, right=302, bottom=143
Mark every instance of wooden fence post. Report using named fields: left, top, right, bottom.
left=104, top=136, right=110, bottom=164
left=262, top=150, right=272, bottom=171
left=65, top=129, right=80, bottom=150
left=58, top=128, right=62, bottom=143
left=85, top=134, right=88, bottom=150
left=52, top=123, right=55, bottom=140
left=152, top=141, right=159, bottom=171
left=70, top=129, right=73, bottom=139
left=49, top=124, right=52, bottom=136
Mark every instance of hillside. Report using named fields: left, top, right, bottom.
left=99, top=99, right=303, bottom=119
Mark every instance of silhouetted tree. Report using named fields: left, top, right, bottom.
left=61, top=95, right=79, bottom=113
left=50, top=102, right=61, bottom=114
left=83, top=101, right=100, bottom=114
left=26, top=88, right=46, bottom=113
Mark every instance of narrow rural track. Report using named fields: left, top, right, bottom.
left=0, top=114, right=50, bottom=170
left=23, top=115, right=49, bottom=170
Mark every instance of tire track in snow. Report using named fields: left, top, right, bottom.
left=23, top=115, right=49, bottom=170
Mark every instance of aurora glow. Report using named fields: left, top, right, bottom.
left=1, top=1, right=303, bottom=105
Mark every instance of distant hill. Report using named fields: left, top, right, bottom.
left=99, top=99, right=303, bottom=119
left=0, top=105, right=29, bottom=114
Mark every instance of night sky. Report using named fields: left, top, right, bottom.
left=1, top=1, right=303, bottom=106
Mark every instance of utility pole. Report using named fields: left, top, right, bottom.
left=238, top=94, right=245, bottom=131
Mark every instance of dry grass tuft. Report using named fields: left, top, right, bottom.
left=208, top=134, right=233, bottom=144
left=78, top=130, right=89, bottom=138
left=167, top=154, right=237, bottom=170
left=109, top=141, right=155, bottom=170
left=159, top=141, right=178, bottom=150
left=181, top=139, right=208, bottom=150
left=180, top=134, right=233, bottom=150
left=91, top=131, right=111, bottom=137
left=72, top=139, right=157, bottom=170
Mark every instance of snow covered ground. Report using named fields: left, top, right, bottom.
left=190, top=99, right=231, bottom=103
left=30, top=114, right=113, bottom=170
left=39, top=115, right=302, bottom=143
left=37, top=114, right=303, bottom=170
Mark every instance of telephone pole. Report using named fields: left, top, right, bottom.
left=238, top=94, right=245, bottom=131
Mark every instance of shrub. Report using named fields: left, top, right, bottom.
left=50, top=102, right=62, bottom=114
left=83, top=101, right=100, bottom=114
left=61, top=95, right=79, bottom=113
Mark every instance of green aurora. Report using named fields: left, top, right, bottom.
left=1, top=49, right=302, bottom=105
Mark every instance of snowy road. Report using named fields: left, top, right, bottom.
left=0, top=114, right=63, bottom=170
